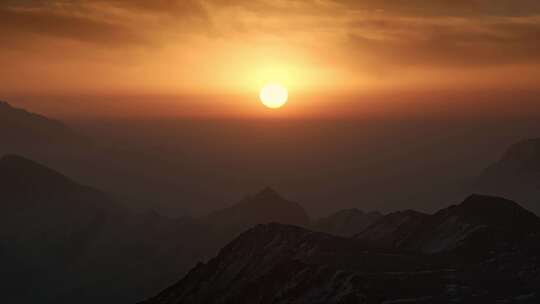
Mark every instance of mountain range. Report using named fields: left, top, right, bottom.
left=3, top=99, right=540, bottom=215
left=0, top=155, right=314, bottom=303
left=3, top=154, right=540, bottom=303
left=141, top=194, right=540, bottom=303
left=0, top=100, right=210, bottom=216
left=0, top=154, right=204, bottom=303
left=2, top=100, right=540, bottom=303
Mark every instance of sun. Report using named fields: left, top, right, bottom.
left=259, top=83, right=288, bottom=109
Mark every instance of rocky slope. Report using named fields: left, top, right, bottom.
left=401, top=194, right=540, bottom=256
left=356, top=194, right=540, bottom=257
left=313, top=208, right=382, bottom=237
left=355, top=209, right=428, bottom=248
left=140, top=224, right=440, bottom=304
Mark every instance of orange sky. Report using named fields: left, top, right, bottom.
left=1, top=0, right=539, bottom=118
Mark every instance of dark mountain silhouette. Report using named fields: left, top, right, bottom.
left=0, top=101, right=85, bottom=149
left=356, top=195, right=540, bottom=258
left=0, top=154, right=119, bottom=211
left=141, top=195, right=540, bottom=303
left=476, top=138, right=540, bottom=214
left=203, top=187, right=310, bottom=240
left=0, top=100, right=210, bottom=216
left=312, top=208, right=382, bottom=236
left=400, top=194, right=540, bottom=256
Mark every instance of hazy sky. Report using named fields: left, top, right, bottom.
left=1, top=0, right=539, bottom=117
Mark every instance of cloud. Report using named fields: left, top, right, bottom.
left=346, top=15, right=540, bottom=67
left=0, top=0, right=210, bottom=47
left=333, top=0, right=540, bottom=17
left=1, top=0, right=539, bottom=68
left=0, top=6, right=143, bottom=46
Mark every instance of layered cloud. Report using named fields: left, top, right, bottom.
left=347, top=15, right=540, bottom=67
left=2, top=1, right=539, bottom=64
left=0, top=0, right=209, bottom=46
left=1, top=0, right=539, bottom=102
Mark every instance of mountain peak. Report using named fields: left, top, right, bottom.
left=254, top=187, right=282, bottom=200
left=204, top=188, right=310, bottom=236
left=445, top=194, right=540, bottom=229
left=0, top=100, right=86, bottom=147
left=458, top=194, right=525, bottom=213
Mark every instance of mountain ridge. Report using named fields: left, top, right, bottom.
left=141, top=197, right=540, bottom=303
left=0, top=100, right=86, bottom=147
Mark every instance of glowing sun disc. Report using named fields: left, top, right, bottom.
left=259, top=83, right=288, bottom=109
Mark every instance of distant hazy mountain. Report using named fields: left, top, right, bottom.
left=204, top=187, right=310, bottom=240
left=0, top=101, right=85, bottom=150
left=141, top=195, right=540, bottom=303
left=0, top=100, right=207, bottom=216
left=476, top=138, right=540, bottom=213
left=312, top=208, right=382, bottom=237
